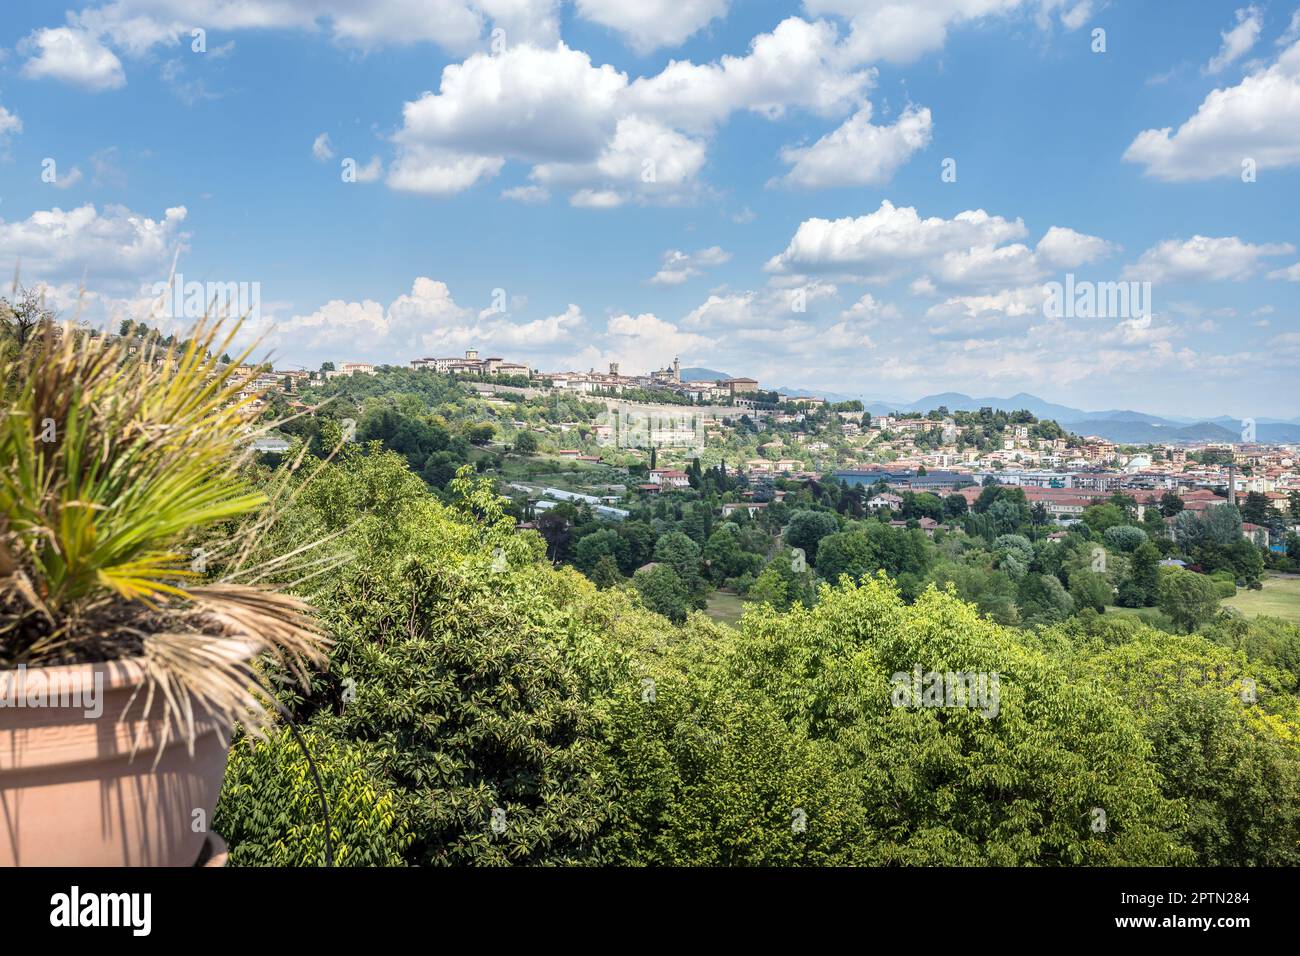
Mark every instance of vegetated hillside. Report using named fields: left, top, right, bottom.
left=213, top=446, right=1300, bottom=867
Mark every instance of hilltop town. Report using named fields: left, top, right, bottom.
left=225, top=343, right=1300, bottom=539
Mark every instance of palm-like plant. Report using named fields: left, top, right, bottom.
left=0, top=317, right=330, bottom=746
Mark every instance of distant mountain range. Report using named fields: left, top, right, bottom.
left=680, top=366, right=732, bottom=381
left=770, top=386, right=1300, bottom=444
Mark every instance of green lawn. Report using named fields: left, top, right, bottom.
left=704, top=589, right=746, bottom=628
left=1223, top=574, right=1300, bottom=625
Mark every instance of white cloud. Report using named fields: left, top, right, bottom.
left=602, top=311, right=711, bottom=365
left=778, top=104, right=932, bottom=188
left=393, top=44, right=626, bottom=164
left=569, top=188, right=625, bottom=208
left=529, top=116, right=708, bottom=205
left=385, top=17, right=884, bottom=202
left=387, top=148, right=504, bottom=195
left=839, top=292, right=900, bottom=323
left=1124, top=38, right=1300, bottom=180
left=1282, top=10, right=1300, bottom=46
left=626, top=17, right=873, bottom=132
left=649, top=246, right=731, bottom=285
left=0, top=203, right=188, bottom=290
left=51, top=166, right=86, bottom=190
left=1123, top=235, right=1294, bottom=283
left=1205, top=5, right=1263, bottom=75
left=765, top=200, right=1028, bottom=280
left=20, top=27, right=125, bottom=91
left=682, top=282, right=837, bottom=330
left=48, top=1, right=507, bottom=59
left=1034, top=0, right=1097, bottom=31
left=1268, top=261, right=1300, bottom=281
left=924, top=285, right=1048, bottom=324
left=1035, top=225, right=1116, bottom=268
left=501, top=184, right=550, bottom=203
left=651, top=253, right=687, bottom=284
left=263, top=276, right=583, bottom=365
left=312, top=133, right=335, bottom=162
left=935, top=242, right=1041, bottom=287
left=824, top=320, right=876, bottom=349
left=574, top=0, right=729, bottom=53
left=804, top=0, right=1027, bottom=65
left=0, top=105, right=22, bottom=140
left=349, top=156, right=384, bottom=182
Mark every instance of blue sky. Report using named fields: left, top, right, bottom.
left=1, top=0, right=1299, bottom=418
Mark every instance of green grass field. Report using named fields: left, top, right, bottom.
left=704, top=589, right=746, bottom=628
left=1223, top=574, right=1300, bottom=625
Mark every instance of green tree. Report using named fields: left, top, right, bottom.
left=1069, top=570, right=1113, bottom=613
left=747, top=566, right=791, bottom=609
left=1104, top=525, right=1147, bottom=552
left=1159, top=491, right=1185, bottom=517
left=635, top=563, right=692, bottom=623
left=1119, top=541, right=1161, bottom=607
left=1158, top=570, right=1221, bottom=633
left=785, top=510, right=840, bottom=564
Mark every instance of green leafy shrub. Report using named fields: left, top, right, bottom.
left=216, top=729, right=412, bottom=866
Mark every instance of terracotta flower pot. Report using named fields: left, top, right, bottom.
left=0, top=637, right=259, bottom=866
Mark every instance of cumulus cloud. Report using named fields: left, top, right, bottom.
left=388, top=17, right=885, bottom=203
left=626, top=17, right=874, bottom=131
left=777, top=104, right=932, bottom=188
left=1035, top=225, right=1116, bottom=268
left=1268, top=261, right=1300, bottom=281
left=924, top=285, right=1049, bottom=326
left=648, top=246, right=731, bottom=285
left=1204, top=5, right=1263, bottom=74
left=767, top=201, right=1114, bottom=295
left=529, top=116, right=708, bottom=205
left=21, top=27, right=125, bottom=91
left=838, top=292, right=900, bottom=324
left=0, top=203, right=188, bottom=290
left=681, top=282, right=838, bottom=330
left=263, top=277, right=584, bottom=365
left=1124, top=37, right=1300, bottom=180
left=388, top=149, right=504, bottom=195
left=765, top=200, right=1028, bottom=280
left=1123, top=235, right=1294, bottom=283
left=600, top=312, right=711, bottom=367
left=575, top=0, right=729, bottom=53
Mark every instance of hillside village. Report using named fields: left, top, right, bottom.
left=217, top=341, right=1300, bottom=540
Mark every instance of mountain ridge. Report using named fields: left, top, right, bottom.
left=769, top=386, right=1300, bottom=443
